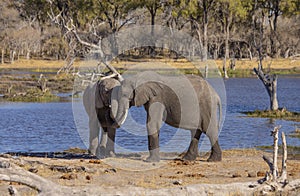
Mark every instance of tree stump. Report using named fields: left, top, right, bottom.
left=37, top=74, right=47, bottom=92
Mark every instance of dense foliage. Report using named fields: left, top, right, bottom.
left=0, top=0, right=299, bottom=64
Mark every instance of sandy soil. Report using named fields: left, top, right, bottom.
left=0, top=149, right=299, bottom=195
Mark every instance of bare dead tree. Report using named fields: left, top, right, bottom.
left=252, top=6, right=279, bottom=111
left=259, top=126, right=289, bottom=191
left=253, top=62, right=279, bottom=111
left=75, top=61, right=123, bottom=88
left=46, top=0, right=139, bottom=74
left=46, top=0, right=106, bottom=74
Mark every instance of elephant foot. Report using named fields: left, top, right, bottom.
left=207, top=141, right=222, bottom=162
left=183, top=153, right=197, bottom=161
left=184, top=138, right=199, bottom=161
left=144, top=149, right=160, bottom=162
left=144, top=155, right=160, bottom=162
left=106, top=151, right=116, bottom=158
left=88, top=148, right=97, bottom=156
left=96, top=146, right=107, bottom=159
left=207, top=153, right=222, bottom=162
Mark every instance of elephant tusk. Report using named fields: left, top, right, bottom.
left=119, top=109, right=128, bottom=126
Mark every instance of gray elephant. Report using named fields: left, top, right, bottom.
left=83, top=78, right=120, bottom=158
left=110, top=71, right=222, bottom=162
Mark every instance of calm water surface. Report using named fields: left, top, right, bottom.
left=0, top=77, right=299, bottom=153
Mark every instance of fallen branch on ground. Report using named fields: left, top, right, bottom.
left=258, top=125, right=290, bottom=193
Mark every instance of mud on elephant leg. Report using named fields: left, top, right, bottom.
left=183, top=130, right=202, bottom=161
left=207, top=140, right=222, bottom=162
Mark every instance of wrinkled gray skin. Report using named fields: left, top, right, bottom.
left=83, top=78, right=120, bottom=158
left=111, top=71, right=222, bottom=162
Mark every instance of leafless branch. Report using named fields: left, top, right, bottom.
left=259, top=126, right=289, bottom=189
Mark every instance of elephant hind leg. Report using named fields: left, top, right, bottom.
left=207, top=140, right=222, bottom=162
left=183, top=130, right=202, bottom=161
left=205, top=113, right=222, bottom=162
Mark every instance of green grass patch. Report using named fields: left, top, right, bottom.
left=289, top=128, right=300, bottom=138
left=243, top=109, right=300, bottom=122
left=116, top=68, right=201, bottom=76
left=224, top=68, right=300, bottom=78
left=227, top=69, right=254, bottom=78
left=256, top=145, right=300, bottom=160
left=63, top=147, right=88, bottom=154
left=7, top=88, right=60, bottom=102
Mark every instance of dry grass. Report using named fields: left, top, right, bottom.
left=215, top=58, right=300, bottom=70
left=1, top=58, right=299, bottom=70
left=0, top=59, right=65, bottom=69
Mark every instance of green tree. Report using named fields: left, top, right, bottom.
left=129, top=0, right=163, bottom=34
left=215, top=0, right=251, bottom=77
left=257, top=0, right=300, bottom=57
left=13, top=0, right=52, bottom=58
left=0, top=0, right=23, bottom=63
left=168, top=0, right=216, bottom=61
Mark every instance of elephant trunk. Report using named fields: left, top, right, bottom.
left=110, top=97, right=129, bottom=128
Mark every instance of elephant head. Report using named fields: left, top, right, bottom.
left=110, top=71, right=163, bottom=128
left=95, top=78, right=121, bottom=126
left=95, top=78, right=121, bottom=108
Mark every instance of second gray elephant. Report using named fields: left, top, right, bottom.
left=110, top=71, right=222, bottom=162
left=83, top=78, right=120, bottom=158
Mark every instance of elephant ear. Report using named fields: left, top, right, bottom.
left=133, top=82, right=164, bottom=107
left=95, top=81, right=104, bottom=108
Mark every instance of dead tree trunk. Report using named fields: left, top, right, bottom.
left=0, top=158, right=62, bottom=194
left=272, top=126, right=279, bottom=181
left=38, top=74, right=47, bottom=92
left=10, top=50, right=16, bottom=64
left=252, top=6, right=279, bottom=111
left=253, top=64, right=279, bottom=111
left=260, top=126, right=288, bottom=189
left=223, top=57, right=229, bottom=79
left=1, top=49, right=4, bottom=64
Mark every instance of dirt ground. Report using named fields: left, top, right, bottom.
left=0, top=149, right=299, bottom=195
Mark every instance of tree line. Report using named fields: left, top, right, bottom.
left=0, top=0, right=299, bottom=69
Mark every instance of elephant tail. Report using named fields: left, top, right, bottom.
left=217, top=96, right=222, bottom=132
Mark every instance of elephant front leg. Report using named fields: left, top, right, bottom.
left=146, top=133, right=160, bottom=162
left=96, top=127, right=116, bottom=158
left=89, top=117, right=100, bottom=156
left=96, top=128, right=107, bottom=158
left=145, top=102, right=164, bottom=162
left=105, top=127, right=116, bottom=157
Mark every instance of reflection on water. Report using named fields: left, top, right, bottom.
left=0, top=77, right=299, bottom=153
